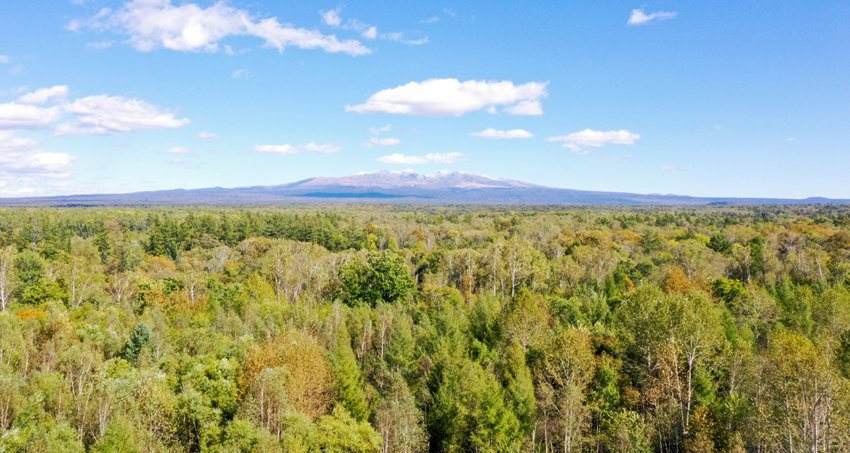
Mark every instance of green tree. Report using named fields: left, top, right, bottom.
left=330, top=327, right=370, bottom=422
left=316, top=406, right=382, bottom=453
left=431, top=358, right=522, bottom=452
left=121, top=323, right=153, bottom=364
left=337, top=250, right=415, bottom=307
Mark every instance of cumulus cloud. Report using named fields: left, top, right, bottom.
left=377, top=152, right=462, bottom=165
left=0, top=131, right=37, bottom=152
left=628, top=9, right=677, bottom=26
left=346, top=78, right=548, bottom=116
left=548, top=129, right=640, bottom=154
left=471, top=128, right=534, bottom=139
left=2, top=85, right=190, bottom=136
left=0, top=103, right=62, bottom=129
left=55, top=95, right=190, bottom=135
left=0, top=131, right=74, bottom=181
left=19, top=85, right=69, bottom=104
left=254, top=142, right=340, bottom=155
left=73, top=0, right=370, bottom=56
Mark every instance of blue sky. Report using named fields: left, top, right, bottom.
left=1, top=1, right=849, bottom=198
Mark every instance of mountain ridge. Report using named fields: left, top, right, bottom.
left=1, top=171, right=847, bottom=206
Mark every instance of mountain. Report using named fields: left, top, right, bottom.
left=285, top=171, right=539, bottom=190
left=1, top=171, right=848, bottom=206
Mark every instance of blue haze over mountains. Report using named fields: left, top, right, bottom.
left=1, top=172, right=847, bottom=206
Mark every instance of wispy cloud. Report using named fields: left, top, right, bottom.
left=164, top=146, right=192, bottom=154
left=471, top=128, right=534, bottom=139
left=0, top=55, right=9, bottom=64
left=628, top=9, right=677, bottom=26
left=254, top=142, right=340, bottom=155
left=364, top=124, right=400, bottom=147
left=231, top=69, right=250, bottom=79
left=70, top=0, right=370, bottom=56
left=347, top=79, right=548, bottom=117
left=368, top=137, right=401, bottom=147
left=320, top=7, right=427, bottom=45
left=378, top=152, right=462, bottom=165
left=549, top=129, right=640, bottom=154
left=197, top=131, right=219, bottom=140
left=321, top=7, right=342, bottom=27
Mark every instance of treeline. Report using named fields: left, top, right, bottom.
left=0, top=206, right=849, bottom=452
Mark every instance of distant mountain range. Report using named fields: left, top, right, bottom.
left=1, top=171, right=848, bottom=206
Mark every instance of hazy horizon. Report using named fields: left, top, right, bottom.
left=1, top=1, right=849, bottom=198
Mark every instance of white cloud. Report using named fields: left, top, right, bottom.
left=7, top=152, right=75, bottom=173
left=19, top=85, right=69, bottom=104
left=364, top=124, right=399, bottom=147
left=165, top=146, right=192, bottom=154
left=628, top=9, right=677, bottom=26
left=0, top=103, right=62, bottom=129
left=247, top=16, right=370, bottom=55
left=254, top=144, right=297, bottom=154
left=231, top=68, right=250, bottom=79
left=320, top=8, right=422, bottom=46
left=346, top=78, right=548, bottom=116
left=368, top=137, right=401, bottom=147
left=197, top=131, right=219, bottom=140
left=254, top=142, right=340, bottom=155
left=321, top=8, right=342, bottom=27
left=381, top=32, right=428, bottom=45
left=502, top=100, right=543, bottom=116
left=76, top=0, right=370, bottom=56
left=0, top=131, right=74, bottom=182
left=0, top=131, right=37, bottom=152
left=2, top=86, right=189, bottom=135
left=471, top=128, right=534, bottom=139
left=55, top=95, right=190, bottom=135
left=420, top=16, right=439, bottom=25
left=0, top=140, right=78, bottom=194
left=549, top=129, right=640, bottom=153
left=378, top=152, right=462, bottom=165
left=0, top=55, right=9, bottom=64
left=661, top=164, right=678, bottom=172
left=370, top=125, right=392, bottom=134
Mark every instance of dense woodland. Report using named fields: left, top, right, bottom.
left=0, top=205, right=849, bottom=452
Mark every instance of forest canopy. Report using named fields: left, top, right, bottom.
left=0, top=205, right=849, bottom=452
